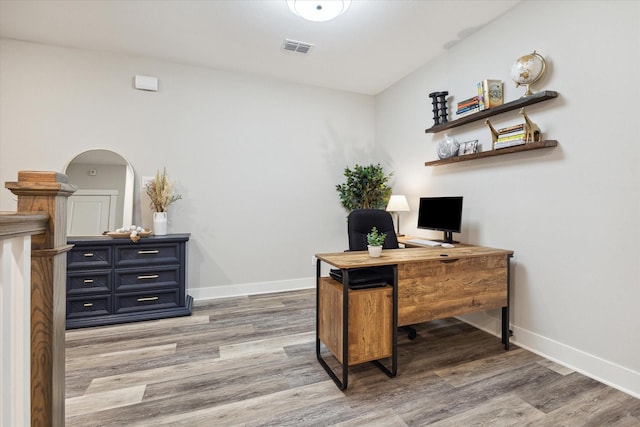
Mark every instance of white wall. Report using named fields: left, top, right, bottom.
left=376, top=1, right=640, bottom=396
left=0, top=39, right=381, bottom=298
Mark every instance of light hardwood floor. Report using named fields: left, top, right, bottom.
left=65, top=289, right=640, bottom=426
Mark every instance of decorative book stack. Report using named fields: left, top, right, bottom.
left=456, top=80, right=503, bottom=117
left=494, top=123, right=526, bottom=149
left=456, top=96, right=480, bottom=117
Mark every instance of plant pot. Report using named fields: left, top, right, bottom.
left=153, top=211, right=168, bottom=236
left=367, top=245, right=382, bottom=258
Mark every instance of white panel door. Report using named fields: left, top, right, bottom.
left=67, top=190, right=118, bottom=236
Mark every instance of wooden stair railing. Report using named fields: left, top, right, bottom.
left=1, top=211, right=48, bottom=426
left=4, top=171, right=76, bottom=427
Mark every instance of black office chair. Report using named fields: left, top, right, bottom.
left=329, top=209, right=397, bottom=287
left=329, top=209, right=417, bottom=339
left=347, top=208, right=399, bottom=251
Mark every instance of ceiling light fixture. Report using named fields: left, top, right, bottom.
left=287, top=0, right=351, bottom=22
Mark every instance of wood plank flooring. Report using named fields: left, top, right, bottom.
left=65, top=289, right=640, bottom=426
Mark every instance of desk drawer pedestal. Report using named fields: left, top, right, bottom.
left=318, top=277, right=393, bottom=365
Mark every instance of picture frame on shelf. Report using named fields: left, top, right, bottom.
left=458, top=140, right=478, bottom=156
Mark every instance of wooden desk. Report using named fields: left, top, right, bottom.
left=315, top=244, right=513, bottom=390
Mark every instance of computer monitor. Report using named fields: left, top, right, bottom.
left=417, top=196, right=463, bottom=243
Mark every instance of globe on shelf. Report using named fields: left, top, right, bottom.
left=510, top=50, right=546, bottom=98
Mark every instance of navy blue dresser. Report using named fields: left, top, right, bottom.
left=66, top=233, right=192, bottom=329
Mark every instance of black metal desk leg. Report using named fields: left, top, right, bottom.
left=315, top=259, right=321, bottom=365
left=501, top=306, right=509, bottom=350
left=392, top=264, right=398, bottom=374
left=341, top=269, right=349, bottom=388
left=501, top=255, right=513, bottom=350
left=315, top=262, right=349, bottom=390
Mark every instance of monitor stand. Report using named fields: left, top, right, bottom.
left=437, top=231, right=459, bottom=244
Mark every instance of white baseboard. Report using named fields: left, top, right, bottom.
left=189, top=277, right=315, bottom=302
left=457, top=312, right=640, bottom=399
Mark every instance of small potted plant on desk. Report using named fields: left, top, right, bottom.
left=367, top=227, right=386, bottom=258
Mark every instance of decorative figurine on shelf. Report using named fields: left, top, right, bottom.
left=485, top=107, right=541, bottom=150
left=429, top=91, right=449, bottom=125
left=437, top=133, right=460, bottom=159
left=519, top=108, right=541, bottom=143
left=511, top=50, right=546, bottom=98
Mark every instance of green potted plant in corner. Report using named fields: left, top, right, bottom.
left=367, top=226, right=387, bottom=257
left=336, top=163, right=393, bottom=211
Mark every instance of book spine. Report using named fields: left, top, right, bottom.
left=456, top=105, right=480, bottom=115
left=456, top=106, right=480, bottom=117
left=457, top=102, right=479, bottom=112
left=498, top=129, right=524, bottom=136
left=456, top=103, right=480, bottom=112
left=497, top=133, right=526, bottom=142
left=494, top=139, right=525, bottom=149
left=456, top=96, right=479, bottom=109
left=477, top=81, right=485, bottom=111
left=456, top=103, right=479, bottom=113
left=457, top=99, right=480, bottom=110
left=497, top=124, right=525, bottom=135
left=482, top=80, right=491, bottom=108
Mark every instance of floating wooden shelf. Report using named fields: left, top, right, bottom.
left=425, top=140, right=558, bottom=166
left=425, top=90, right=558, bottom=134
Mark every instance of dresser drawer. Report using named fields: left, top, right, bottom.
left=115, top=266, right=180, bottom=292
left=68, top=246, right=112, bottom=270
left=114, top=289, right=181, bottom=314
left=67, top=295, right=112, bottom=319
left=67, top=270, right=112, bottom=295
left=115, top=243, right=181, bottom=267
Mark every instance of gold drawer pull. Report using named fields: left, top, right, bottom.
left=83, top=303, right=94, bottom=308
left=138, top=250, right=160, bottom=255
left=137, top=296, right=159, bottom=302
left=83, top=279, right=94, bottom=284
left=84, top=253, right=94, bottom=257
left=138, top=274, right=159, bottom=280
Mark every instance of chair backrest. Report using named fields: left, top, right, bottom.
left=347, top=209, right=399, bottom=250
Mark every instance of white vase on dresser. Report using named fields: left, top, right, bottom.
left=153, top=211, right=168, bottom=236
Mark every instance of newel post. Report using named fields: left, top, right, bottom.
left=5, top=171, right=76, bottom=427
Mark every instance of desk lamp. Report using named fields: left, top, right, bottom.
left=386, top=195, right=410, bottom=236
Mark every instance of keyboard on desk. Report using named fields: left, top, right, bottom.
left=406, top=238, right=441, bottom=247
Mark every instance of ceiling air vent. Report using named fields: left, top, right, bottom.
left=282, top=39, right=314, bottom=54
